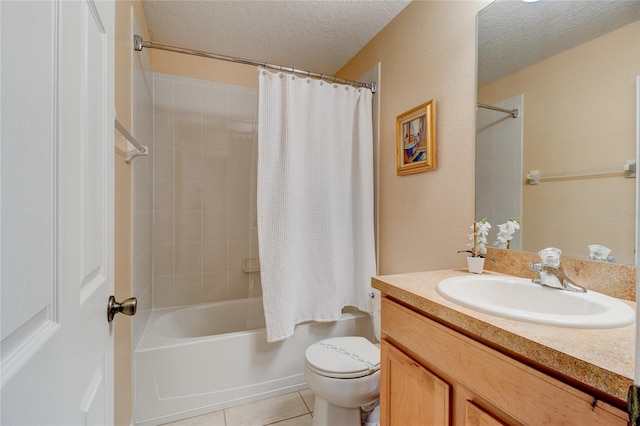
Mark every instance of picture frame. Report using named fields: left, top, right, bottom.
left=396, top=100, right=437, bottom=175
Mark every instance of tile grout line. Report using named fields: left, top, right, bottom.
left=264, top=413, right=312, bottom=426
left=298, top=391, right=313, bottom=417
left=164, top=390, right=314, bottom=425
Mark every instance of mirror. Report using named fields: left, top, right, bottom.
left=476, top=0, right=640, bottom=264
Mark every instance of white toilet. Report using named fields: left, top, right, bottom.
left=304, top=295, right=381, bottom=426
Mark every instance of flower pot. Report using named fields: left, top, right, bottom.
left=467, top=257, right=485, bottom=274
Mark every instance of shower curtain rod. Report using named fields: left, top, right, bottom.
left=478, top=103, right=519, bottom=118
left=133, top=35, right=377, bottom=93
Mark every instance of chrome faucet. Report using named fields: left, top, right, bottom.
left=530, top=247, right=587, bottom=293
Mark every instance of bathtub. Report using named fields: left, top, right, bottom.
left=134, top=297, right=374, bottom=425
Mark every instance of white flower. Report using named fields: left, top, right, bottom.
left=476, top=220, right=490, bottom=255
left=464, top=218, right=490, bottom=256
left=477, top=242, right=487, bottom=255
left=494, top=218, right=521, bottom=249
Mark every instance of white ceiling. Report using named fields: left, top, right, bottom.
left=141, top=0, right=411, bottom=76
left=478, top=0, right=640, bottom=86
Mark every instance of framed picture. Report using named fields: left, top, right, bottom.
left=396, top=100, right=437, bottom=175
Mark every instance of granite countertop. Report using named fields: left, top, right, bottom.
left=372, top=269, right=635, bottom=405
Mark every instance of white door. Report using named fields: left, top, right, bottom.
left=1, top=0, right=115, bottom=424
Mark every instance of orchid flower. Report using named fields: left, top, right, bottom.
left=476, top=218, right=491, bottom=255
left=460, top=218, right=491, bottom=257
left=494, top=217, right=521, bottom=249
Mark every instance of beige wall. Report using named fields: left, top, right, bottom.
left=151, top=49, right=258, bottom=87
left=478, top=21, right=639, bottom=264
left=114, top=1, right=151, bottom=424
left=338, top=1, right=489, bottom=274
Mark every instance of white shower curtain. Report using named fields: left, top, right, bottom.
left=257, top=68, right=377, bottom=342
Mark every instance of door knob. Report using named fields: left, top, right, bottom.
left=107, top=295, right=137, bottom=323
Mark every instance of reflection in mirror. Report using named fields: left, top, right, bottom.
left=476, top=0, right=640, bottom=264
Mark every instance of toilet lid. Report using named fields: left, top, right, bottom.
left=305, top=336, right=380, bottom=379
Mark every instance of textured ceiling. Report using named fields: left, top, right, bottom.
left=478, top=0, right=640, bottom=86
left=141, top=0, right=411, bottom=76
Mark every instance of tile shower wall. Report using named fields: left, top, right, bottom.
left=475, top=94, right=523, bottom=249
left=152, top=73, right=260, bottom=308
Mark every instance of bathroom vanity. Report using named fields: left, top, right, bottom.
left=372, top=269, right=633, bottom=425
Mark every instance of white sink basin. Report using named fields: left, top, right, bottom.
left=437, top=275, right=635, bottom=329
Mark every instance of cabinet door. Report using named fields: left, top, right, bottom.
left=381, top=339, right=451, bottom=426
left=465, top=401, right=508, bottom=426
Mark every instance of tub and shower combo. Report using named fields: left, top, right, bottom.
left=135, top=298, right=373, bottom=424
left=133, top=66, right=377, bottom=424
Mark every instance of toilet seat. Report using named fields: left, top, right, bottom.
left=305, top=336, right=380, bottom=379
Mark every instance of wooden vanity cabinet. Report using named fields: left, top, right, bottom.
left=380, top=297, right=629, bottom=426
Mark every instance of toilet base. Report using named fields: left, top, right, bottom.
left=312, top=396, right=361, bottom=426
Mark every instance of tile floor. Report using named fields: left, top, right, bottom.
left=163, top=389, right=315, bottom=426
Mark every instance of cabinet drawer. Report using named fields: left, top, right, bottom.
left=381, top=297, right=628, bottom=425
